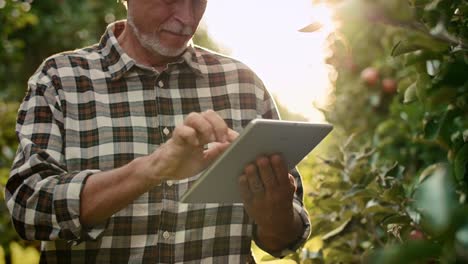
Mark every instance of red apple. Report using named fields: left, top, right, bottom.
left=360, top=67, right=380, bottom=86
left=382, top=78, right=398, bottom=94
left=409, top=229, right=425, bottom=240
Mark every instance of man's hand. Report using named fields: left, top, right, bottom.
left=143, top=110, right=238, bottom=186
left=238, top=154, right=303, bottom=252
left=80, top=110, right=237, bottom=226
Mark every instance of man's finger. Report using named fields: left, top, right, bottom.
left=172, top=125, right=199, bottom=146
left=238, top=174, right=253, bottom=201
left=270, top=154, right=290, bottom=185
left=184, top=112, right=216, bottom=144
left=201, top=110, right=228, bottom=143
left=245, top=164, right=264, bottom=195
left=256, top=156, right=278, bottom=191
left=289, top=174, right=297, bottom=192
left=203, top=142, right=230, bottom=162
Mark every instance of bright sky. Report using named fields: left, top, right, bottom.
left=202, top=0, right=335, bottom=121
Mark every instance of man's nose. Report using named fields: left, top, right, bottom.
left=173, top=0, right=195, bottom=25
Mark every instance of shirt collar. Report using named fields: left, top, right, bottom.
left=181, top=42, right=204, bottom=77
left=98, top=21, right=136, bottom=80
left=99, top=20, right=205, bottom=80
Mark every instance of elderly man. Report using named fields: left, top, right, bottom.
left=5, top=0, right=310, bottom=262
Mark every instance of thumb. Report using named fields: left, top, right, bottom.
left=202, top=142, right=231, bottom=164
left=288, top=174, right=297, bottom=192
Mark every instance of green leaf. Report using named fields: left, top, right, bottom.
left=423, top=116, right=443, bottom=140
left=367, top=240, right=442, bottom=264
left=406, top=207, right=422, bottom=225
left=323, top=247, right=357, bottom=263
left=456, top=224, right=468, bottom=248
left=376, top=0, right=414, bottom=22
left=322, top=217, right=352, bottom=241
left=432, top=56, right=468, bottom=88
left=362, top=205, right=397, bottom=215
left=451, top=131, right=463, bottom=145
left=414, top=163, right=457, bottom=235
left=391, top=31, right=448, bottom=62
left=301, top=248, right=324, bottom=262
left=309, top=218, right=334, bottom=238
left=358, top=171, right=378, bottom=187
left=424, top=0, right=443, bottom=11
left=406, top=31, right=449, bottom=53
left=403, top=82, right=418, bottom=103
left=403, top=50, right=439, bottom=66
left=454, top=144, right=468, bottom=182
left=381, top=214, right=411, bottom=226
left=341, top=186, right=379, bottom=201
left=423, top=105, right=456, bottom=141
left=408, top=0, right=431, bottom=6
left=391, top=41, right=421, bottom=57
left=419, top=163, right=441, bottom=183
left=380, top=162, right=403, bottom=179
left=320, top=181, right=350, bottom=190
left=320, top=157, right=345, bottom=170
left=315, top=198, right=342, bottom=212
left=415, top=73, right=430, bottom=102
left=382, top=183, right=405, bottom=203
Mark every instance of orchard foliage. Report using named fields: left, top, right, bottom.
left=0, top=0, right=127, bottom=101
left=0, top=102, right=20, bottom=262
left=300, top=0, right=468, bottom=263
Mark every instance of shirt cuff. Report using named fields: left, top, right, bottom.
left=53, top=169, right=107, bottom=243
left=254, top=202, right=311, bottom=258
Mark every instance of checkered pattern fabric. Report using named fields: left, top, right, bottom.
left=5, top=21, right=310, bottom=263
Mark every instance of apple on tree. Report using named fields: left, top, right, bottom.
left=382, top=78, right=397, bottom=94
left=360, top=67, right=380, bottom=86
left=409, top=229, right=425, bottom=240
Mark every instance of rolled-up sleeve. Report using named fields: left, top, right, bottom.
left=4, top=68, right=105, bottom=242
left=286, top=168, right=312, bottom=252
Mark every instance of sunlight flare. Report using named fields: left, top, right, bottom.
left=203, top=0, right=337, bottom=121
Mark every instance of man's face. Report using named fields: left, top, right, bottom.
left=126, top=0, right=207, bottom=57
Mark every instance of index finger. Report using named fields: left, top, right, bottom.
left=201, top=110, right=229, bottom=143
left=184, top=112, right=216, bottom=144
left=227, top=129, right=239, bottom=142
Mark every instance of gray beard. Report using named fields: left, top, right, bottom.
left=126, top=14, right=189, bottom=58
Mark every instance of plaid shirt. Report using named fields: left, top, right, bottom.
left=5, top=21, right=310, bottom=263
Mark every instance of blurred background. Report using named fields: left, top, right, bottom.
left=1, top=0, right=467, bottom=263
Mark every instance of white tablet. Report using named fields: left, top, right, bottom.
left=180, top=119, right=333, bottom=203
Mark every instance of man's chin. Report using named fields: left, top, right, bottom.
left=154, top=45, right=188, bottom=58
left=140, top=38, right=188, bottom=58
left=130, top=27, right=188, bottom=58
left=156, top=39, right=191, bottom=57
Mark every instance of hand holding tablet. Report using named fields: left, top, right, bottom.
left=180, top=119, right=333, bottom=203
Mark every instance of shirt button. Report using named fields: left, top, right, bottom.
left=158, top=80, right=164, bottom=88
left=162, top=231, right=170, bottom=240
left=166, top=181, right=173, bottom=187
left=163, top=127, right=170, bottom=135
